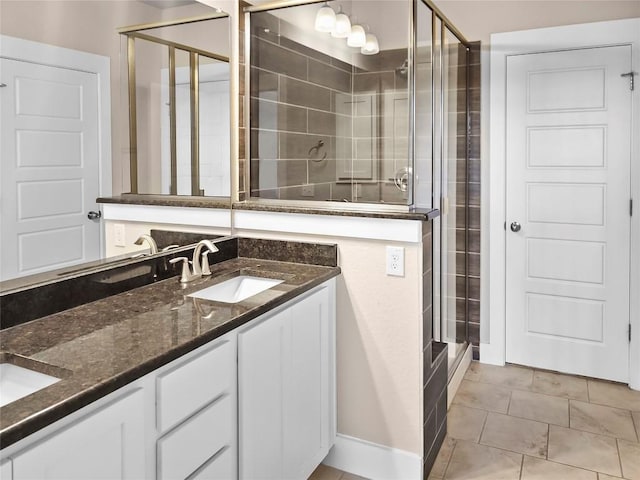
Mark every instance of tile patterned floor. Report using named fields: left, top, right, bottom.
left=309, top=362, right=640, bottom=480
left=433, top=363, right=640, bottom=480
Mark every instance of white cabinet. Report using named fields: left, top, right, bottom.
left=12, top=389, right=146, bottom=480
left=3, top=278, right=336, bottom=480
left=238, top=285, right=336, bottom=480
left=156, top=338, right=237, bottom=480
left=0, top=460, right=12, bottom=480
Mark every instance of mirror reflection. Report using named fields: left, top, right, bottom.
left=0, top=1, right=231, bottom=284
left=120, top=14, right=231, bottom=196
left=248, top=0, right=412, bottom=205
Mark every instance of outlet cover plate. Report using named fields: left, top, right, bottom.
left=386, top=246, right=404, bottom=277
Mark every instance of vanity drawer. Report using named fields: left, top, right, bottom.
left=156, top=339, right=232, bottom=433
left=157, top=394, right=232, bottom=480
left=191, top=445, right=234, bottom=480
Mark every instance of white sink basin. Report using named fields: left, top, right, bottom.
left=0, top=363, right=60, bottom=407
left=189, top=275, right=284, bottom=304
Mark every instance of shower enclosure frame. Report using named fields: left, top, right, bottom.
left=118, top=12, right=231, bottom=196
left=243, top=0, right=473, bottom=368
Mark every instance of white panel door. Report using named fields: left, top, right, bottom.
left=0, top=58, right=101, bottom=280
left=505, top=46, right=632, bottom=382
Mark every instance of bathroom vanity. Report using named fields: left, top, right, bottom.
left=0, top=238, right=339, bottom=480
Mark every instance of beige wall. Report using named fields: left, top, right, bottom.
left=435, top=0, right=640, bottom=44
left=104, top=219, right=425, bottom=455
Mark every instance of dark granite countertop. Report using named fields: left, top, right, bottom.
left=0, top=257, right=340, bottom=449
left=97, top=194, right=230, bottom=209
left=233, top=201, right=440, bottom=221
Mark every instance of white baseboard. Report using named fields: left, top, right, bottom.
left=447, top=344, right=472, bottom=408
left=323, top=434, right=422, bottom=480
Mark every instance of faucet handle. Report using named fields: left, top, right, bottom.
left=162, top=244, right=180, bottom=252
left=169, top=257, right=194, bottom=284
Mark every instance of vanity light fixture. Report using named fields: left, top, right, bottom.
left=314, top=3, right=336, bottom=33
left=331, top=8, right=351, bottom=38
left=347, top=23, right=366, bottom=48
left=361, top=33, right=379, bottom=55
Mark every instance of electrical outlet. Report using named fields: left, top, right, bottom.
left=386, top=246, right=404, bottom=277
left=114, top=223, right=126, bottom=247
left=302, top=184, right=315, bottom=197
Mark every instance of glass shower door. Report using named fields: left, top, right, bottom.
left=440, top=26, right=469, bottom=372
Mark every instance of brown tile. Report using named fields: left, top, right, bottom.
left=448, top=404, right=487, bottom=442
left=250, top=99, right=307, bottom=133
left=452, top=379, right=511, bottom=413
left=588, top=380, right=640, bottom=412
left=308, top=464, right=343, bottom=480
left=509, top=389, right=569, bottom=427
left=633, top=411, right=640, bottom=442
left=340, top=473, right=368, bottom=480
left=308, top=110, right=337, bottom=136
left=250, top=67, right=278, bottom=100
left=480, top=413, right=548, bottom=458
left=521, top=456, right=597, bottom=480
left=618, top=439, right=640, bottom=479
left=308, top=59, right=351, bottom=93
left=597, top=475, right=623, bottom=480
left=529, top=370, right=589, bottom=401
left=280, top=76, right=331, bottom=111
left=464, top=362, right=534, bottom=389
left=250, top=129, right=278, bottom=159
left=279, top=37, right=332, bottom=65
left=353, top=71, right=394, bottom=93
left=548, top=425, right=621, bottom=477
left=570, top=400, right=638, bottom=442
left=279, top=132, right=331, bottom=160
left=253, top=37, right=307, bottom=81
left=444, top=440, right=522, bottom=480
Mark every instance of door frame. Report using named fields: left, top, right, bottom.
left=0, top=35, right=112, bottom=258
left=485, top=18, right=640, bottom=389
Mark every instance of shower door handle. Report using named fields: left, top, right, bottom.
left=510, top=221, right=521, bottom=232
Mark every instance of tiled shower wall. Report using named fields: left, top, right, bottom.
left=241, top=9, right=411, bottom=204
left=467, top=43, right=481, bottom=360
left=452, top=42, right=481, bottom=359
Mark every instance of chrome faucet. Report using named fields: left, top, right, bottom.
left=134, top=234, right=158, bottom=255
left=192, top=239, right=219, bottom=275
left=169, top=239, right=219, bottom=284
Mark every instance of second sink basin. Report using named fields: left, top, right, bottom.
left=188, top=275, right=284, bottom=304
left=0, top=361, right=60, bottom=408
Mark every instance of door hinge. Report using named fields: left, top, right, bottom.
left=503, top=221, right=506, bottom=231
left=621, top=72, right=637, bottom=91
left=631, top=198, right=634, bottom=217
left=629, top=324, right=632, bottom=343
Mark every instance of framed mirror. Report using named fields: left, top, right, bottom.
left=0, top=0, right=232, bottom=285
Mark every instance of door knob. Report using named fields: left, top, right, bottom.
left=87, top=211, right=102, bottom=220
left=510, top=221, right=521, bottom=232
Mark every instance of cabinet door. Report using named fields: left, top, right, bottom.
left=284, top=287, right=331, bottom=480
left=238, top=309, right=287, bottom=480
left=12, top=389, right=146, bottom=480
left=0, top=460, right=11, bottom=480
left=239, top=286, right=334, bottom=480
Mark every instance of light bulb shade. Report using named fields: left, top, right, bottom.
left=361, top=33, right=379, bottom=55
left=315, top=5, right=336, bottom=33
left=347, top=24, right=366, bottom=47
left=331, top=13, right=351, bottom=38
